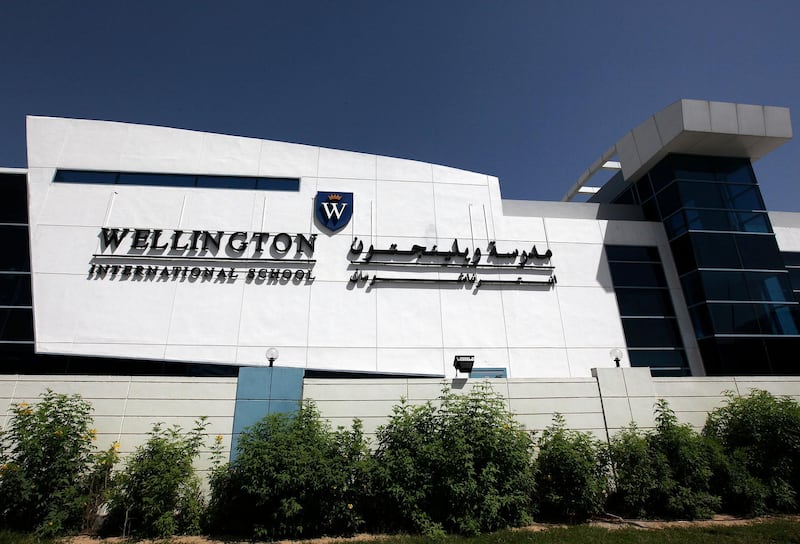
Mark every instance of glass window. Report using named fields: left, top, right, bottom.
left=0, top=308, right=34, bottom=341
left=0, top=274, right=32, bottom=306
left=787, top=269, right=800, bottom=290
left=745, top=271, right=794, bottom=302
left=691, top=233, right=741, bottom=269
left=621, top=318, right=683, bottom=347
left=680, top=271, right=704, bottom=307
left=54, top=170, right=117, bottom=184
left=670, top=234, right=698, bottom=275
left=608, top=262, right=668, bottom=287
left=689, top=304, right=713, bottom=339
left=615, top=288, right=676, bottom=316
left=655, top=182, right=682, bottom=218
left=756, top=304, right=800, bottom=335
left=635, top=175, right=654, bottom=202
left=678, top=181, right=725, bottom=209
left=0, top=174, right=28, bottom=224
left=648, top=161, right=676, bottom=193
left=701, top=337, right=768, bottom=376
left=725, top=184, right=764, bottom=211
left=54, top=170, right=300, bottom=192
left=684, top=209, right=734, bottom=231
left=664, top=211, right=687, bottom=239
left=716, top=158, right=756, bottom=184
left=699, top=270, right=749, bottom=301
left=672, top=155, right=718, bottom=181
left=0, top=226, right=30, bottom=272
left=629, top=349, right=688, bottom=368
left=708, top=303, right=760, bottom=334
left=117, top=173, right=196, bottom=187
left=196, top=176, right=257, bottom=189
left=256, top=178, right=301, bottom=191
left=736, top=212, right=770, bottom=233
left=613, top=187, right=635, bottom=204
left=605, top=245, right=660, bottom=262
left=782, top=252, right=800, bottom=267
left=735, top=234, right=784, bottom=270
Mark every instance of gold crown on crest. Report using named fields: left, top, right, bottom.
left=327, top=194, right=343, bottom=201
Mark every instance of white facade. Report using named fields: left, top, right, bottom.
left=18, top=100, right=800, bottom=379
left=25, top=116, right=686, bottom=378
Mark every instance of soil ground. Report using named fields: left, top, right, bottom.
left=64, top=515, right=800, bottom=544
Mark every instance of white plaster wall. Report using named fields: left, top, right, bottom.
left=306, top=370, right=800, bottom=444
left=0, top=375, right=237, bottom=473
left=26, top=116, right=672, bottom=378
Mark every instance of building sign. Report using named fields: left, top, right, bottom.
left=85, top=219, right=555, bottom=290
left=88, top=228, right=317, bottom=284
left=315, top=192, right=353, bottom=232
left=347, top=238, right=555, bottom=290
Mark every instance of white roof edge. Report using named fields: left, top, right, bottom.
left=0, top=167, right=27, bottom=174
left=25, top=115, right=493, bottom=181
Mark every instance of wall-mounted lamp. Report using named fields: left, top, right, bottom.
left=609, top=348, right=623, bottom=368
left=453, top=355, right=475, bottom=374
left=266, top=347, right=280, bottom=367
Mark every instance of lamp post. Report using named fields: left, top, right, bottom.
left=266, top=347, right=279, bottom=367
left=609, top=348, right=623, bottom=368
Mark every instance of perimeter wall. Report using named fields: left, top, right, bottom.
left=2, top=368, right=800, bottom=471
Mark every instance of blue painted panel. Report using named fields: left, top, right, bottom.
left=270, top=367, right=304, bottom=400
left=269, top=399, right=301, bottom=415
left=236, top=367, right=272, bottom=400
left=232, top=399, right=269, bottom=435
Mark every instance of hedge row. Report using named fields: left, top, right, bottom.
left=1, top=385, right=799, bottom=538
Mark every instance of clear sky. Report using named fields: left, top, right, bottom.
left=2, top=1, right=799, bottom=209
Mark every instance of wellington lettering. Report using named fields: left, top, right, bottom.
left=89, top=227, right=317, bottom=284
left=98, top=228, right=316, bottom=256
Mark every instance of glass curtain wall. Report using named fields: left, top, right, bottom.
left=615, top=154, right=800, bottom=375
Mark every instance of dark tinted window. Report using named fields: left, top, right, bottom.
left=0, top=274, right=32, bottom=306
left=0, top=226, right=30, bottom=272
left=54, top=170, right=300, bottom=192
left=605, top=246, right=660, bottom=262
left=117, top=173, right=195, bottom=187
left=608, top=262, right=667, bottom=287
left=615, top=288, right=676, bottom=316
left=0, top=308, right=33, bottom=341
left=621, top=318, right=683, bottom=347
left=736, top=234, right=784, bottom=270
left=0, top=174, right=28, bottom=224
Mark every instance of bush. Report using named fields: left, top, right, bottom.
left=104, top=419, right=209, bottom=538
left=0, top=390, right=110, bottom=537
left=608, top=400, right=720, bottom=520
left=534, top=414, right=608, bottom=522
left=370, top=383, right=536, bottom=536
left=207, top=401, right=370, bottom=540
left=704, top=389, right=800, bottom=514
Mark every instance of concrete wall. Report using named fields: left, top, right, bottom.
left=307, top=368, right=800, bottom=443
left=0, top=374, right=238, bottom=473
left=2, top=369, right=800, bottom=472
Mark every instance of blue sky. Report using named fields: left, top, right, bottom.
left=2, top=1, right=799, bottom=209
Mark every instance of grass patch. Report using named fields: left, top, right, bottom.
left=306, top=519, right=800, bottom=544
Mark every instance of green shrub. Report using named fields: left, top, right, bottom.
left=104, top=418, right=209, bottom=538
left=370, top=383, right=536, bottom=536
left=0, top=390, right=111, bottom=537
left=608, top=400, right=720, bottom=520
left=606, top=424, right=658, bottom=518
left=207, top=401, right=370, bottom=540
left=704, top=389, right=800, bottom=514
left=534, top=414, right=608, bottom=522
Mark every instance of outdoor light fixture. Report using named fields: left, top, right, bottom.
left=453, top=355, right=475, bottom=374
left=266, top=347, right=280, bottom=367
left=609, top=348, right=623, bottom=368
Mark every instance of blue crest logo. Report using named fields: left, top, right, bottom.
left=315, top=192, right=353, bottom=232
